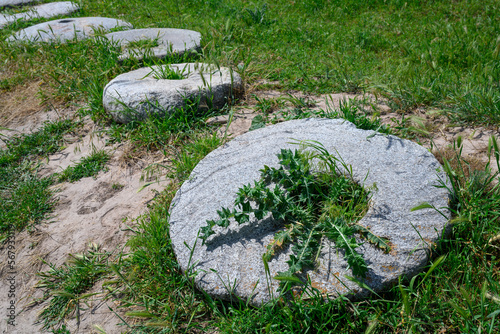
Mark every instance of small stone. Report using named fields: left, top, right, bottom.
left=205, top=115, right=229, bottom=125
left=103, top=28, right=201, bottom=61
left=103, top=63, right=243, bottom=123
left=0, top=2, right=79, bottom=29
left=7, top=16, right=132, bottom=43
left=169, top=118, right=451, bottom=305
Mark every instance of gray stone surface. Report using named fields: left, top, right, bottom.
left=0, top=2, right=79, bottom=29
left=7, top=16, right=132, bottom=43
left=103, top=62, right=243, bottom=123
left=104, top=28, right=201, bottom=61
left=169, top=118, right=451, bottom=305
left=0, top=0, right=37, bottom=7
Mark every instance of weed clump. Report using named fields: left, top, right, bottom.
left=35, top=244, right=110, bottom=330
left=0, top=120, right=77, bottom=241
left=144, top=64, right=189, bottom=80
left=200, top=141, right=390, bottom=283
left=58, top=149, right=110, bottom=183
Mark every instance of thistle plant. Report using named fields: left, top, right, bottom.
left=200, top=141, right=390, bottom=281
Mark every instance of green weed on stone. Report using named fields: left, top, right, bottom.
left=200, top=141, right=390, bottom=282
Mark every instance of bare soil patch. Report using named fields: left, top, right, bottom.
left=379, top=109, right=500, bottom=174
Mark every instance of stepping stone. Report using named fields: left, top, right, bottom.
left=169, top=118, right=451, bottom=305
left=103, top=62, right=243, bottom=123
left=104, top=28, right=201, bottom=61
left=7, top=16, right=132, bottom=43
left=0, top=2, right=79, bottom=29
left=0, top=0, right=37, bottom=8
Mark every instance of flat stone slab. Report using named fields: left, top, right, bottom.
left=7, top=16, right=132, bottom=43
left=0, top=2, right=79, bottom=29
left=104, top=28, right=201, bottom=61
left=0, top=0, right=37, bottom=7
left=169, top=118, right=451, bottom=305
left=103, top=62, right=243, bottom=123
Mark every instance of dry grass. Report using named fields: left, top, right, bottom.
left=0, top=81, right=43, bottom=126
left=0, top=80, right=66, bottom=127
left=433, top=146, right=489, bottom=180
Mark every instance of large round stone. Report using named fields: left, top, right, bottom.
left=104, top=28, right=201, bottom=61
left=169, top=118, right=451, bottom=305
left=0, top=0, right=36, bottom=7
left=7, top=17, right=132, bottom=43
left=103, top=62, right=243, bottom=123
left=0, top=2, right=79, bottom=29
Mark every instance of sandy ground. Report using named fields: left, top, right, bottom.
left=0, top=90, right=498, bottom=333
left=0, top=107, right=164, bottom=333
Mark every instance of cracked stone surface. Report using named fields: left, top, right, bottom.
left=104, top=28, right=201, bottom=61
left=0, top=2, right=79, bottom=29
left=169, top=118, right=451, bottom=305
left=7, top=16, right=132, bottom=43
left=103, top=62, right=243, bottom=123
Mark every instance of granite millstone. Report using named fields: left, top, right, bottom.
left=169, top=118, right=451, bottom=305
left=103, top=62, right=243, bottom=123
left=7, top=17, right=132, bottom=43
left=0, top=2, right=79, bottom=29
left=0, top=0, right=37, bottom=7
left=104, top=28, right=201, bottom=61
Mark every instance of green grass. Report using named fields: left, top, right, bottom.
left=126, top=38, right=160, bottom=50
left=57, top=149, right=110, bottom=183
left=251, top=97, right=393, bottom=136
left=0, top=120, right=77, bottom=241
left=0, top=119, right=76, bottom=165
left=106, top=187, right=206, bottom=332
left=144, top=64, right=188, bottom=80
left=34, top=244, right=110, bottom=331
left=107, top=95, right=224, bottom=151
left=165, top=130, right=226, bottom=182
left=1, top=0, right=499, bottom=125
left=0, top=163, right=55, bottom=241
